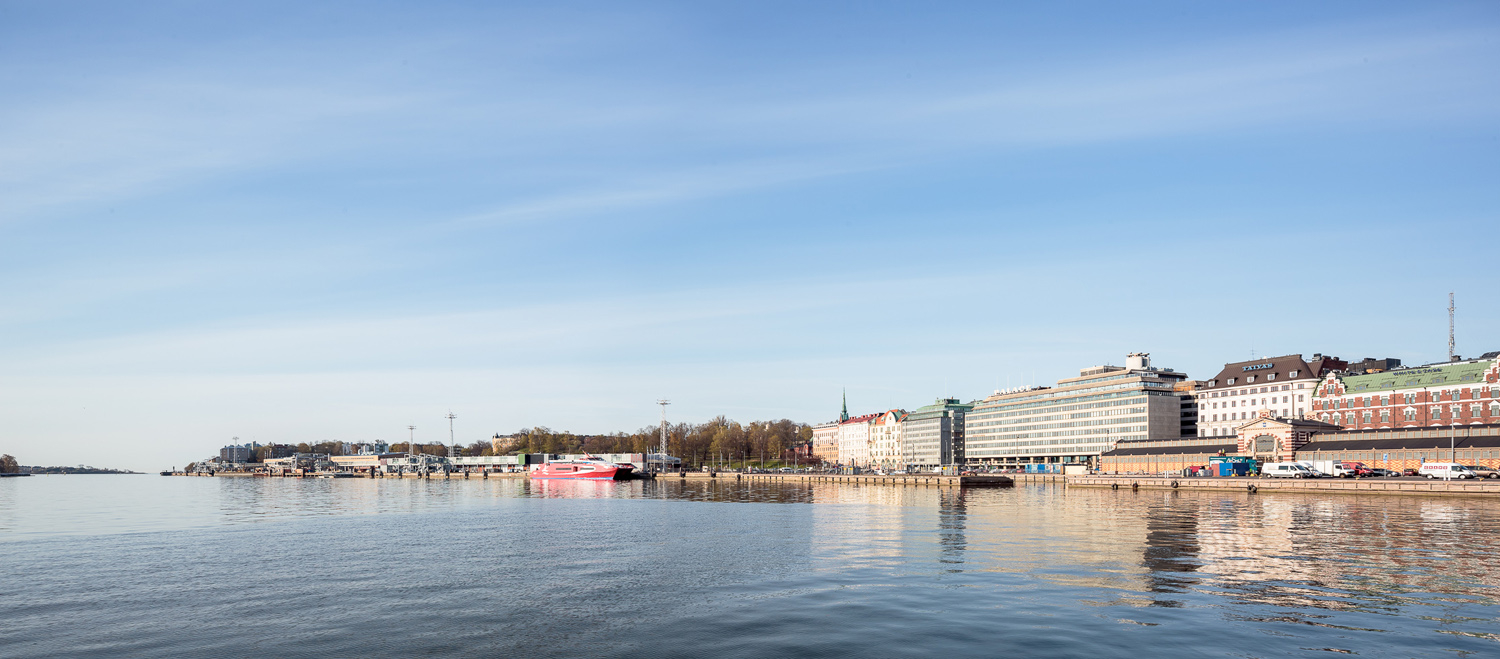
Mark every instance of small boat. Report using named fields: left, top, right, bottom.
left=530, top=455, right=634, bottom=481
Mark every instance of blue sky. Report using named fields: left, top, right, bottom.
left=3, top=1, right=1498, bottom=470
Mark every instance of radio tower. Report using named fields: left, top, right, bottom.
left=446, top=411, right=458, bottom=459
left=1448, top=292, right=1456, bottom=362
left=656, top=399, right=670, bottom=473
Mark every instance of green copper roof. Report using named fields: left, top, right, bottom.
left=907, top=397, right=974, bottom=419
left=1316, top=359, right=1494, bottom=397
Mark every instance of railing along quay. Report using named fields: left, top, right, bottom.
left=724, top=473, right=1015, bottom=487
left=1069, top=475, right=1500, bottom=497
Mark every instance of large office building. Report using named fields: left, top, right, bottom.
left=902, top=397, right=972, bottom=469
left=1193, top=353, right=1350, bottom=439
left=964, top=353, right=1190, bottom=469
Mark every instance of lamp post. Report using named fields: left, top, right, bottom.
left=1451, top=419, right=1458, bottom=468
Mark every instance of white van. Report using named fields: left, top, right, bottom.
left=1417, top=462, right=1477, bottom=480
left=1263, top=462, right=1319, bottom=478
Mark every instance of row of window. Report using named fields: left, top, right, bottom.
left=969, top=423, right=1150, bottom=444
left=973, top=406, right=1148, bottom=431
left=1211, top=371, right=1301, bottom=387
left=1207, top=394, right=1303, bottom=410
left=1322, top=402, right=1500, bottom=425
left=971, top=391, right=1149, bottom=420
left=1319, top=387, right=1496, bottom=410
left=968, top=413, right=1149, bottom=436
left=1209, top=409, right=1292, bottom=422
left=1203, top=383, right=1304, bottom=399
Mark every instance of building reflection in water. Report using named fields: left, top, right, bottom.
left=936, top=488, right=967, bottom=569
left=1128, top=490, right=1500, bottom=619
left=1141, top=493, right=1202, bottom=603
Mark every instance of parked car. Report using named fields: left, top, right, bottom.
left=1369, top=468, right=1401, bottom=478
left=1402, top=468, right=1420, bottom=477
left=1462, top=465, right=1500, bottom=479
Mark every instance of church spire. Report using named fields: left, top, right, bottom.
left=840, top=388, right=849, bottom=422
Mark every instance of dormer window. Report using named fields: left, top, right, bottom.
left=1268, top=373, right=1276, bottom=381
left=1228, top=378, right=1236, bottom=385
left=1247, top=376, right=1256, bottom=383
left=1290, top=370, right=1299, bottom=378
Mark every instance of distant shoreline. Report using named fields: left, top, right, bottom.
left=15, top=467, right=141, bottom=475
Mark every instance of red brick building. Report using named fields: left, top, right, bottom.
left=1311, top=356, right=1500, bottom=430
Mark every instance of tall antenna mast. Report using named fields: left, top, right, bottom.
left=657, top=399, right=670, bottom=473
left=446, top=411, right=457, bottom=460
left=408, top=424, right=416, bottom=456
left=1448, top=292, right=1456, bottom=362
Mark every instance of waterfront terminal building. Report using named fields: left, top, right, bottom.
left=964, top=353, right=1190, bottom=469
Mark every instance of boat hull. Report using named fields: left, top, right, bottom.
left=530, top=462, right=633, bottom=480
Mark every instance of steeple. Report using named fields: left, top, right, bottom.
left=840, top=389, right=849, bottom=422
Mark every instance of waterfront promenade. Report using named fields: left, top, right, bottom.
left=163, top=469, right=1500, bottom=497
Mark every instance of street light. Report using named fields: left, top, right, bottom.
left=1451, top=418, right=1459, bottom=479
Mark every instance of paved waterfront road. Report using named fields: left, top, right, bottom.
left=3, top=476, right=1499, bottom=658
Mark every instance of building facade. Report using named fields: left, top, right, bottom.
left=1235, top=414, right=1340, bottom=462
left=811, top=422, right=840, bottom=462
left=1102, top=419, right=1500, bottom=474
left=1311, top=355, right=1500, bottom=431
left=868, top=409, right=907, bottom=471
left=837, top=413, right=878, bottom=467
left=902, top=398, right=972, bottom=469
left=1193, top=353, right=1350, bottom=439
left=965, top=353, right=1189, bottom=468
left=219, top=445, right=254, bottom=463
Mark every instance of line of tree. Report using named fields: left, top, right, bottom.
left=493, top=417, right=813, bottom=469
left=219, top=417, right=815, bottom=469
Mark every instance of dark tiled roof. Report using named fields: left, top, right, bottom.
left=1201, top=354, right=1319, bottom=389
left=1237, top=417, right=1342, bottom=431
left=1103, top=443, right=1239, bottom=457
left=1301, top=423, right=1500, bottom=451
left=1299, top=436, right=1500, bottom=451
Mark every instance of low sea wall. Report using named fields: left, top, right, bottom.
left=1068, top=475, right=1500, bottom=497
left=722, top=472, right=1016, bottom=487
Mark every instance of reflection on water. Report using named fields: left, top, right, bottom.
left=3, top=476, right=1500, bottom=657
left=937, top=488, right=967, bottom=568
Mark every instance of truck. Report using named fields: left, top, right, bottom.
left=1302, top=460, right=1369, bottom=478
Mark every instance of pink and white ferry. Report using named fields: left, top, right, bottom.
left=529, top=455, right=635, bottom=481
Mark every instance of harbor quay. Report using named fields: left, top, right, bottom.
left=165, top=468, right=1500, bottom=498
left=1070, top=474, right=1500, bottom=497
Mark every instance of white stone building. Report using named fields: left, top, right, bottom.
left=1195, top=354, right=1348, bottom=439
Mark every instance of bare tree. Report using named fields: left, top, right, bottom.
left=0, top=454, right=18, bottom=474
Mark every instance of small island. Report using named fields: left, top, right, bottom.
left=0, top=454, right=137, bottom=476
